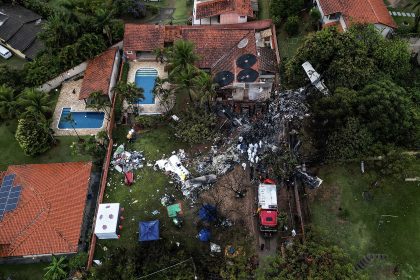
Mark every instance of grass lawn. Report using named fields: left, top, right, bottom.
left=0, top=262, right=46, bottom=280
left=310, top=160, right=420, bottom=279
left=95, top=125, right=254, bottom=273
left=169, top=0, right=191, bottom=24
left=0, top=120, right=90, bottom=170
left=258, top=0, right=271, bottom=20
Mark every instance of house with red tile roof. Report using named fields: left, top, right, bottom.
left=79, top=48, right=121, bottom=103
left=124, top=20, right=280, bottom=103
left=193, top=0, right=255, bottom=25
left=0, top=162, right=92, bottom=261
left=313, top=0, right=397, bottom=36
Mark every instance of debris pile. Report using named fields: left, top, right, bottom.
left=111, top=144, right=145, bottom=173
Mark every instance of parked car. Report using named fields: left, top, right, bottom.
left=0, top=45, right=12, bottom=59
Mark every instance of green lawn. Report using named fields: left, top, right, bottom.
left=258, top=0, right=271, bottom=20
left=169, top=0, right=191, bottom=24
left=0, top=121, right=90, bottom=171
left=95, top=125, right=253, bottom=271
left=310, top=160, right=420, bottom=279
left=0, top=263, right=46, bottom=280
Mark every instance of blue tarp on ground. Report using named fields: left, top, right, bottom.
left=198, top=228, right=211, bottom=242
left=198, top=204, right=217, bottom=222
left=139, top=220, right=160, bottom=241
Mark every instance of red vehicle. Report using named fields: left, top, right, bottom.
left=258, top=180, right=278, bottom=236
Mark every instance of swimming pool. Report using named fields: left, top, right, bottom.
left=135, top=68, right=158, bottom=104
left=58, top=108, right=105, bottom=129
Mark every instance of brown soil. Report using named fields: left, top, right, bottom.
left=198, top=165, right=256, bottom=234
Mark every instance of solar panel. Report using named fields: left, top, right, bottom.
left=0, top=174, right=21, bottom=220
left=214, top=71, right=234, bottom=87
left=236, top=54, right=257, bottom=69
left=237, top=69, right=259, bottom=83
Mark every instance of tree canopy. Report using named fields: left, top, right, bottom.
left=285, top=25, right=411, bottom=90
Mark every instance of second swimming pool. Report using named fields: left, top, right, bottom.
left=135, top=68, right=158, bottom=104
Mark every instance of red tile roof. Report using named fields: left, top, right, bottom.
left=124, top=24, right=165, bottom=52
left=79, top=48, right=118, bottom=100
left=0, top=162, right=92, bottom=257
left=196, top=0, right=253, bottom=19
left=318, top=0, right=397, bottom=28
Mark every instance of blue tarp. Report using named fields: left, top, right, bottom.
left=198, top=228, right=211, bottom=242
left=198, top=204, right=217, bottom=222
left=139, top=220, right=160, bottom=241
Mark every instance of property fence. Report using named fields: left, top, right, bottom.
left=37, top=62, right=88, bottom=93
left=86, top=53, right=123, bottom=269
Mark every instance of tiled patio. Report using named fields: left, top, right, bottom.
left=51, top=80, right=110, bottom=136
left=127, top=61, right=173, bottom=114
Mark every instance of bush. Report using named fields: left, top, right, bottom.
left=134, top=115, right=164, bottom=129
left=285, top=16, right=300, bottom=36
left=172, top=108, right=217, bottom=144
left=270, top=0, right=304, bottom=21
left=15, top=117, right=55, bottom=156
left=121, top=62, right=130, bottom=83
left=69, top=252, right=88, bottom=271
left=146, top=4, right=159, bottom=15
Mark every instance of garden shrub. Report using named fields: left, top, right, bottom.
left=285, top=16, right=300, bottom=36
left=171, top=108, right=217, bottom=144
left=69, top=252, right=88, bottom=271
left=134, top=115, right=164, bottom=129
left=15, top=117, right=55, bottom=156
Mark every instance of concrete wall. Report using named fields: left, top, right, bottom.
left=220, top=13, right=245, bottom=24
left=108, top=50, right=122, bottom=101
left=37, top=62, right=88, bottom=93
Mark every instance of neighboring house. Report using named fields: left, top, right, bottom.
left=124, top=20, right=280, bottom=104
left=193, top=0, right=254, bottom=25
left=0, top=4, right=44, bottom=60
left=79, top=48, right=121, bottom=104
left=0, top=162, right=92, bottom=261
left=313, top=0, right=397, bottom=36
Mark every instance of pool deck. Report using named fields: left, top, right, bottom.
left=51, top=80, right=110, bottom=136
left=127, top=61, right=173, bottom=114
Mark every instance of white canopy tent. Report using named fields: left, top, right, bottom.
left=94, top=203, right=120, bottom=239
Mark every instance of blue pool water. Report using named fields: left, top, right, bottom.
left=135, top=68, right=158, bottom=104
left=58, top=108, right=105, bottom=129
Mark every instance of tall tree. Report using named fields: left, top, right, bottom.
left=0, top=85, right=20, bottom=120
left=174, top=64, right=198, bottom=103
left=43, top=256, right=68, bottom=280
left=167, top=40, right=199, bottom=79
left=193, top=71, right=217, bottom=110
left=285, top=25, right=411, bottom=90
left=113, top=82, right=144, bottom=115
left=63, top=112, right=82, bottom=141
left=86, top=91, right=112, bottom=120
left=17, top=88, right=53, bottom=119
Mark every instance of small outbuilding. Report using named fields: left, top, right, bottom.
left=94, top=203, right=120, bottom=239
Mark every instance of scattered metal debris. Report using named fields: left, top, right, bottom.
left=111, top=144, right=145, bottom=173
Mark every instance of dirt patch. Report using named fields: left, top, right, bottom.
left=307, top=183, right=342, bottom=214
left=198, top=165, right=256, bottom=233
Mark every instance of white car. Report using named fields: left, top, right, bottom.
left=0, top=45, right=12, bottom=59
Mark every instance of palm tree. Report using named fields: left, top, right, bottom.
left=113, top=82, right=144, bottom=114
left=153, top=77, right=174, bottom=113
left=86, top=91, right=112, bottom=120
left=63, top=112, right=82, bottom=141
left=43, top=256, right=68, bottom=280
left=153, top=47, right=168, bottom=63
left=39, top=12, right=79, bottom=51
left=0, top=85, right=20, bottom=120
left=174, top=64, right=199, bottom=103
left=17, top=88, right=53, bottom=119
left=404, top=0, right=420, bottom=32
left=193, top=71, right=217, bottom=110
left=167, top=40, right=200, bottom=79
